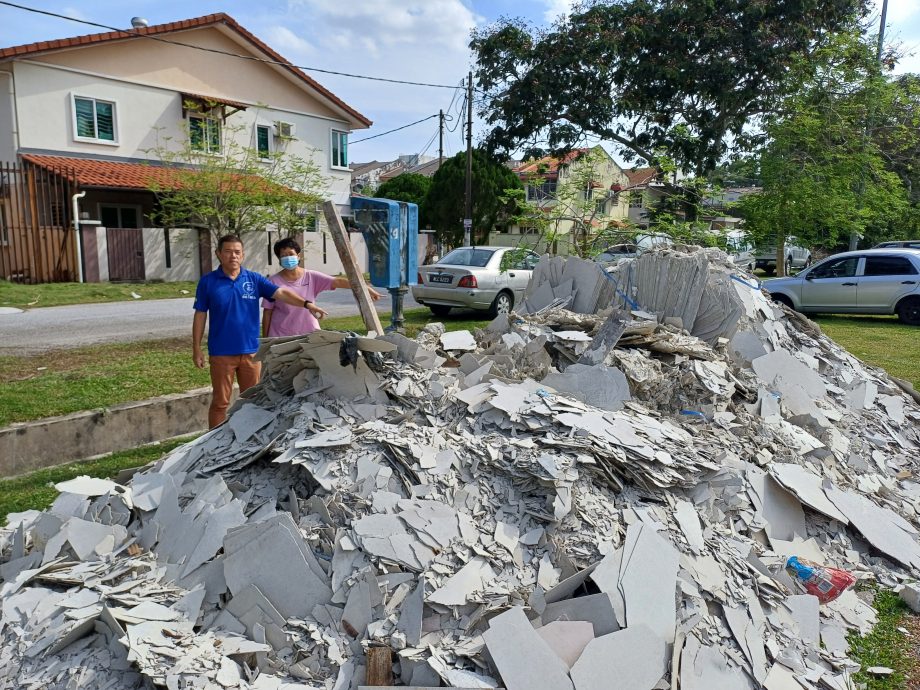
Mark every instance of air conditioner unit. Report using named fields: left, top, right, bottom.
left=274, top=121, right=295, bottom=139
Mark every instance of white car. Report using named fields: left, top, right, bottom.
left=754, top=236, right=812, bottom=275
left=412, top=246, right=540, bottom=317
left=765, top=248, right=920, bottom=325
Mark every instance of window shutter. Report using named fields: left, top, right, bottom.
left=95, top=101, right=115, bottom=141
left=74, top=98, right=96, bottom=138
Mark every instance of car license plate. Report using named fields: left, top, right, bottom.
left=430, top=274, right=452, bottom=284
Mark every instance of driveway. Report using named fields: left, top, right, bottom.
left=0, top=289, right=420, bottom=354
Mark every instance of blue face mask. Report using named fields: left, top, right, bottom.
left=280, top=256, right=299, bottom=270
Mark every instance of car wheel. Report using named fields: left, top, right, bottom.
left=804, top=254, right=812, bottom=267
left=771, top=293, right=795, bottom=310
left=429, top=305, right=452, bottom=317
left=896, top=297, right=920, bottom=326
left=488, top=291, right=513, bottom=318
left=784, top=256, right=793, bottom=276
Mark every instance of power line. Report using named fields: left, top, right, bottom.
left=350, top=114, right=439, bottom=144
left=0, top=1, right=460, bottom=89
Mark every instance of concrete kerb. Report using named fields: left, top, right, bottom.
left=0, top=386, right=224, bottom=477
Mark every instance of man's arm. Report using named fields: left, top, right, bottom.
left=273, top=287, right=329, bottom=320
left=192, top=311, right=207, bottom=368
left=331, top=276, right=383, bottom=301
left=261, top=309, right=273, bottom=338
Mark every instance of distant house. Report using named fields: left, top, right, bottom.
left=624, top=167, right=666, bottom=229
left=0, top=13, right=371, bottom=283
left=493, top=145, right=630, bottom=254
left=351, top=154, right=441, bottom=194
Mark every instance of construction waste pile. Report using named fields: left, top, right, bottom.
left=2, top=247, right=920, bottom=690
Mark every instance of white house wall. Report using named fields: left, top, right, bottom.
left=11, top=61, right=353, bottom=204
left=143, top=227, right=198, bottom=282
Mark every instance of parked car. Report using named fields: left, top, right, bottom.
left=873, top=240, right=920, bottom=250
left=412, top=246, right=540, bottom=317
left=593, top=233, right=674, bottom=265
left=754, top=236, right=812, bottom=275
left=764, top=248, right=920, bottom=325
left=725, top=230, right=755, bottom=273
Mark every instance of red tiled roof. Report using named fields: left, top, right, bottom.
left=21, top=154, right=293, bottom=196
left=625, top=167, right=659, bottom=186
left=22, top=154, right=184, bottom=189
left=0, top=13, right=371, bottom=128
left=514, top=149, right=587, bottom=177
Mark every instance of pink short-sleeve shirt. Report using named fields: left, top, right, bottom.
left=261, top=270, right=335, bottom=337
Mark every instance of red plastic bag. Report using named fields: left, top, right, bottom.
left=785, top=556, right=857, bottom=604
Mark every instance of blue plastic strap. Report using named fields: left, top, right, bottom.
left=730, top=274, right=762, bottom=291
left=597, top=265, right=642, bottom=311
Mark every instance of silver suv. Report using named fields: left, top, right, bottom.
left=754, top=236, right=812, bottom=275
left=765, top=249, right=920, bottom=325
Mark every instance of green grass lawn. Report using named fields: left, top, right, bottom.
left=848, top=589, right=915, bottom=689
left=0, top=279, right=198, bottom=309
left=813, top=315, right=920, bottom=389
left=0, top=308, right=488, bottom=426
left=0, top=436, right=195, bottom=522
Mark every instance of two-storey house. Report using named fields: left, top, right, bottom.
left=0, top=13, right=370, bottom=283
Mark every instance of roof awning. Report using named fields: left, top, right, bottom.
left=20, top=154, right=297, bottom=197
left=180, top=92, right=248, bottom=120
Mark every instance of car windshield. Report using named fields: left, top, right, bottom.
left=438, top=248, right=496, bottom=268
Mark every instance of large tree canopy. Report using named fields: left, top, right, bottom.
left=424, top=149, right=522, bottom=246
left=471, top=0, right=867, bottom=174
left=375, top=173, right=433, bottom=227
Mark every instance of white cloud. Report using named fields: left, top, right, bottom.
left=542, top=0, right=576, bottom=24
left=883, top=0, right=919, bottom=24
left=262, top=26, right=316, bottom=57
left=60, top=6, right=89, bottom=21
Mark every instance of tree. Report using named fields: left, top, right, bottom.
left=146, top=116, right=327, bottom=246
left=739, top=31, right=909, bottom=274
left=375, top=173, right=432, bottom=226
left=471, top=0, right=866, bottom=175
left=424, top=149, right=522, bottom=246
left=504, top=147, right=628, bottom=259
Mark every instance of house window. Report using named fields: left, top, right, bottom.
left=256, top=125, right=271, bottom=158
left=72, top=95, right=117, bottom=143
left=331, top=130, right=348, bottom=168
left=526, top=182, right=557, bottom=201
left=595, top=198, right=606, bottom=216
left=100, top=205, right=140, bottom=229
left=190, top=116, right=221, bottom=153
left=630, top=192, right=644, bottom=208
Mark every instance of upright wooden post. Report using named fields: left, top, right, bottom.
left=322, top=200, right=383, bottom=334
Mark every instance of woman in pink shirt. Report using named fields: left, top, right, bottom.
left=261, top=237, right=382, bottom=337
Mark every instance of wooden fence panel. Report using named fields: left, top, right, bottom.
left=0, top=161, right=77, bottom=284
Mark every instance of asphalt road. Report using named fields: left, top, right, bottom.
left=0, top=289, right=421, bottom=354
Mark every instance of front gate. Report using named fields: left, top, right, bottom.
left=107, top=228, right=145, bottom=281
left=0, top=161, right=79, bottom=284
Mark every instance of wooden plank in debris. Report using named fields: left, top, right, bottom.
left=322, top=200, right=383, bottom=334
left=364, top=645, right=394, bottom=686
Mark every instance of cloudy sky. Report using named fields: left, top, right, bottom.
left=0, top=0, right=917, bottom=164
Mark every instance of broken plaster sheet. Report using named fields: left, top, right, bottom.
left=768, top=463, right=848, bottom=524
left=617, top=523, right=679, bottom=643
left=825, top=486, right=920, bottom=570
left=570, top=624, right=667, bottom=690
left=674, top=500, right=706, bottom=554
left=540, top=593, right=620, bottom=637
left=228, top=403, right=276, bottom=443
left=536, top=620, right=594, bottom=669
left=747, top=468, right=806, bottom=542
left=679, top=633, right=754, bottom=690
left=427, top=557, right=497, bottom=606
left=483, top=606, right=574, bottom=690
left=541, top=363, right=631, bottom=412
left=440, top=330, right=478, bottom=351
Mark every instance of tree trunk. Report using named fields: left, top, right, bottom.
left=776, top=236, right=786, bottom=277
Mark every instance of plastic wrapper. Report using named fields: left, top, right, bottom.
left=785, top=556, right=857, bottom=604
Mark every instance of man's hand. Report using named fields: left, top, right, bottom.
left=192, top=347, right=205, bottom=369
left=368, top=287, right=383, bottom=301
left=307, top=303, right=328, bottom=320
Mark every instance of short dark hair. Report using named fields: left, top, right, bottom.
left=217, top=234, right=243, bottom=251
left=274, top=237, right=302, bottom=258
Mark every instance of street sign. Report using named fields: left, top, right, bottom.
left=463, top=218, right=472, bottom=229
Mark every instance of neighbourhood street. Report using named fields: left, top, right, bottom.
left=0, top=290, right=420, bottom=354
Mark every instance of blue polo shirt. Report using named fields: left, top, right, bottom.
left=194, top=267, right=278, bottom=356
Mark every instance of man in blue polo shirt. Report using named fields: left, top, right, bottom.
left=192, top=234, right=328, bottom=427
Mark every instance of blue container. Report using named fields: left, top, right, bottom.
left=350, top=197, right=418, bottom=289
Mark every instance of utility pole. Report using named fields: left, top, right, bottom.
left=850, top=0, right=889, bottom=251
left=464, top=71, right=473, bottom=247
left=439, top=109, right=444, bottom=168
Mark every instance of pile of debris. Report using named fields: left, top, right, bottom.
left=2, top=247, right=919, bottom=690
